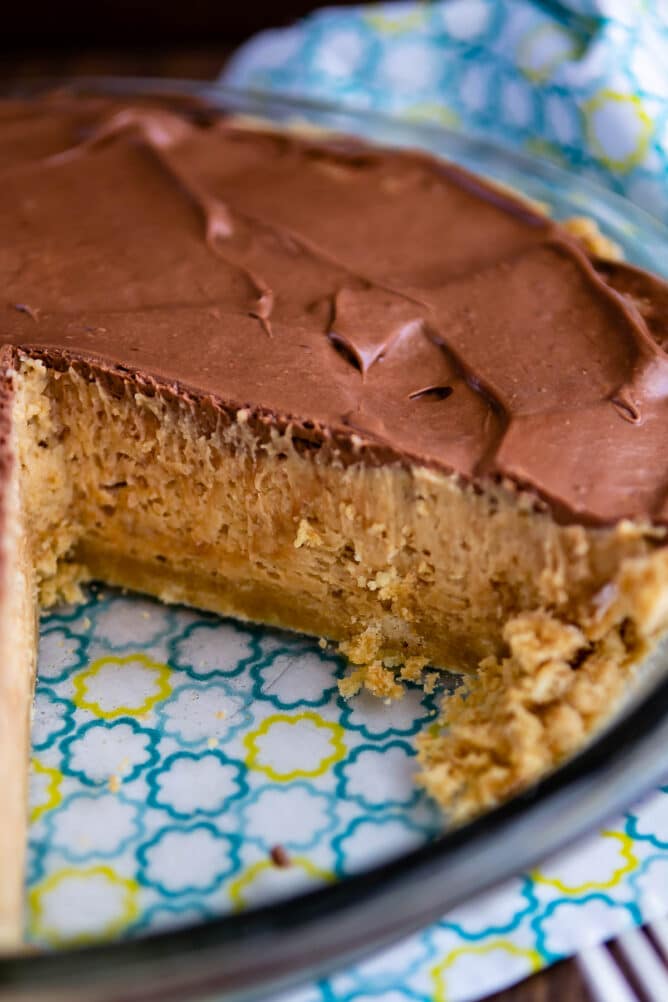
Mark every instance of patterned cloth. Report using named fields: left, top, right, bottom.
left=224, top=0, right=668, bottom=223
left=28, top=587, right=668, bottom=1001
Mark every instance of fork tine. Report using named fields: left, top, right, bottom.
left=577, top=943, right=639, bottom=1002
left=616, top=925, right=668, bottom=1002
left=648, top=916, right=668, bottom=962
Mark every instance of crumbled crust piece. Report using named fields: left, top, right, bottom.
left=399, top=656, right=430, bottom=683
left=338, top=632, right=432, bottom=701
left=360, top=662, right=406, bottom=700
left=416, top=609, right=642, bottom=823
left=423, top=671, right=440, bottom=695
left=39, top=561, right=89, bottom=607
left=339, top=625, right=384, bottom=667
left=338, top=667, right=366, bottom=699
left=294, top=518, right=323, bottom=549
left=338, top=661, right=404, bottom=701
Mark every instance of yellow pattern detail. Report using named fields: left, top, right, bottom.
left=73, top=653, right=172, bottom=719
left=363, top=7, right=427, bottom=34
left=432, top=940, right=543, bottom=1002
left=583, top=90, right=653, bottom=173
left=29, top=865, right=140, bottom=946
left=525, top=137, right=568, bottom=166
left=30, top=758, right=63, bottom=823
left=228, top=857, right=334, bottom=911
left=517, top=23, right=579, bottom=82
left=532, top=830, right=638, bottom=894
left=404, top=103, right=460, bottom=128
left=244, top=711, right=346, bottom=780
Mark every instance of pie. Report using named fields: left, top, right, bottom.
left=1, top=93, right=668, bottom=948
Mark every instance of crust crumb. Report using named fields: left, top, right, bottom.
left=423, top=671, right=440, bottom=695
left=269, top=844, right=291, bottom=868
left=339, top=625, right=383, bottom=666
left=338, top=661, right=404, bottom=701
left=399, top=656, right=430, bottom=683
left=294, top=518, right=322, bottom=549
left=416, top=609, right=641, bottom=823
left=39, top=562, right=89, bottom=607
left=362, top=662, right=405, bottom=700
left=338, top=667, right=366, bottom=699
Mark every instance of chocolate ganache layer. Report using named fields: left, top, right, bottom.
left=2, top=95, right=668, bottom=527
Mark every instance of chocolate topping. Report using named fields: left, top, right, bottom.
left=2, top=94, right=668, bottom=527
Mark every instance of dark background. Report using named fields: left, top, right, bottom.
left=2, top=2, right=355, bottom=48
left=1, top=1, right=354, bottom=79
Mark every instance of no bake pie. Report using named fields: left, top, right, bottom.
left=2, top=93, right=668, bottom=947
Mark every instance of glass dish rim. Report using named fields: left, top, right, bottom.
left=2, top=76, right=668, bottom=1002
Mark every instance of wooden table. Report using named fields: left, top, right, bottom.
left=2, top=44, right=592, bottom=1002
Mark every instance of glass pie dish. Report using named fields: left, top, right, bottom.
left=2, top=77, right=668, bottom=1002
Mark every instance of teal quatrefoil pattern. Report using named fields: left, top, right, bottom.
left=27, top=584, right=668, bottom=1001
left=224, top=0, right=668, bottom=223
